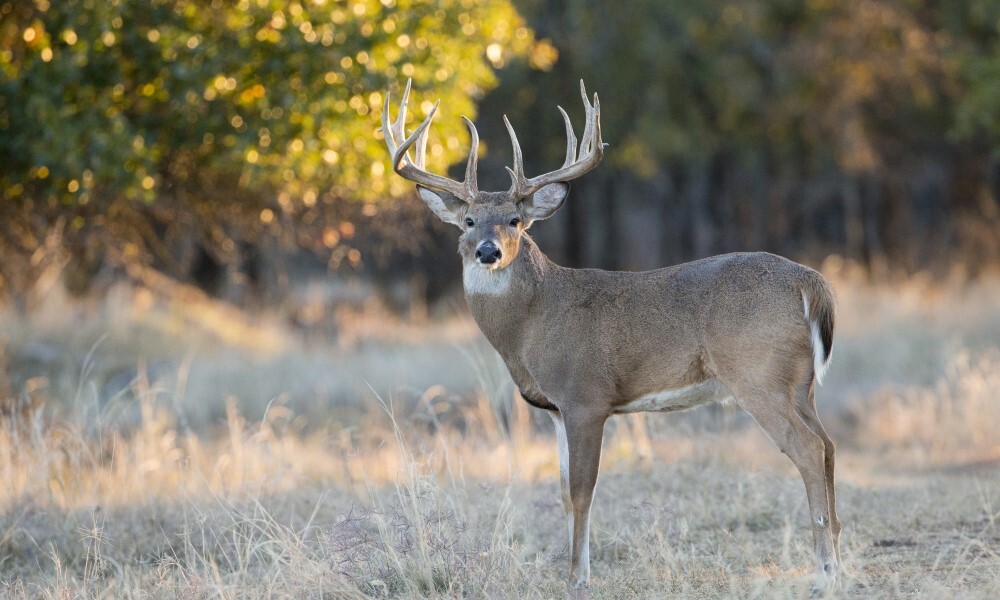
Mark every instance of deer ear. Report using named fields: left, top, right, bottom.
left=417, top=185, right=466, bottom=228
left=521, top=182, right=569, bottom=225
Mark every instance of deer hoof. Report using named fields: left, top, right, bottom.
left=810, top=561, right=840, bottom=597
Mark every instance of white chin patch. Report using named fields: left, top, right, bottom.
left=463, top=261, right=511, bottom=295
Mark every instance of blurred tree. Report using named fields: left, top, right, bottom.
left=478, top=0, right=1000, bottom=275
left=3, top=0, right=999, bottom=310
left=0, top=0, right=535, bottom=300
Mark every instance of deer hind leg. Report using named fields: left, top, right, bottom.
left=795, top=382, right=841, bottom=564
left=548, top=410, right=574, bottom=554
left=738, top=390, right=839, bottom=593
left=560, top=409, right=607, bottom=588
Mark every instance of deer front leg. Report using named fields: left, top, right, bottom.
left=561, top=408, right=607, bottom=588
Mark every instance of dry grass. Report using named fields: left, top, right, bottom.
left=0, top=268, right=998, bottom=598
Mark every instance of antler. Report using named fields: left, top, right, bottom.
left=504, top=80, right=606, bottom=198
left=379, top=79, right=479, bottom=202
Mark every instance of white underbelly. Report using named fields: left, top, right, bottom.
left=614, top=378, right=732, bottom=414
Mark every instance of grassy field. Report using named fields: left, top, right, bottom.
left=0, top=265, right=998, bottom=598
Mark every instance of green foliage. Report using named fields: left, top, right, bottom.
left=482, top=0, right=1000, bottom=273
left=509, top=0, right=990, bottom=173
left=951, top=0, right=1000, bottom=143
left=2, top=0, right=999, bottom=297
left=0, top=0, right=532, bottom=211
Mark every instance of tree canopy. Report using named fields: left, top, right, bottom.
left=0, top=0, right=540, bottom=295
left=2, top=0, right=999, bottom=304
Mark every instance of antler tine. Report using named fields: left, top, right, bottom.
left=379, top=91, right=398, bottom=154
left=503, top=115, right=526, bottom=194
left=380, top=78, right=411, bottom=155
left=413, top=113, right=429, bottom=168
left=593, top=92, right=604, bottom=148
left=461, top=116, right=480, bottom=196
left=379, top=78, right=474, bottom=201
left=557, top=106, right=578, bottom=168
left=397, top=78, right=411, bottom=142
left=578, top=80, right=597, bottom=157
left=391, top=100, right=438, bottom=171
left=507, top=79, right=606, bottom=198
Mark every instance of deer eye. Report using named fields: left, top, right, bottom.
left=509, top=217, right=521, bottom=227
left=465, top=218, right=474, bottom=227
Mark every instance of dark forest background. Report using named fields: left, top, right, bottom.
left=3, top=0, right=1000, bottom=311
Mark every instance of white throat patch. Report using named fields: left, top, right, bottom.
left=463, top=262, right=512, bottom=296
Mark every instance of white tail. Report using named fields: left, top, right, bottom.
left=803, top=291, right=833, bottom=384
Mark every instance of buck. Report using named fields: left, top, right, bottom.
left=379, top=80, right=841, bottom=592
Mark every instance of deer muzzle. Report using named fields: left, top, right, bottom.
left=475, top=240, right=502, bottom=265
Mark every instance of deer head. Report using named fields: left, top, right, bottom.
left=380, top=79, right=605, bottom=271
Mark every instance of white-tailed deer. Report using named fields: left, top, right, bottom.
left=379, top=79, right=840, bottom=592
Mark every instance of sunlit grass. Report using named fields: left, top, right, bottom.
left=0, top=269, right=998, bottom=597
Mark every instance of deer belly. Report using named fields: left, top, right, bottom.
left=615, top=378, right=732, bottom=414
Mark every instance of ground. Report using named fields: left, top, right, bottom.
left=0, top=267, right=998, bottom=598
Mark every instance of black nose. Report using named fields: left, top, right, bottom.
left=475, top=242, right=502, bottom=264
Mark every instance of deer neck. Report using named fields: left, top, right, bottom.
left=463, top=234, right=547, bottom=351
